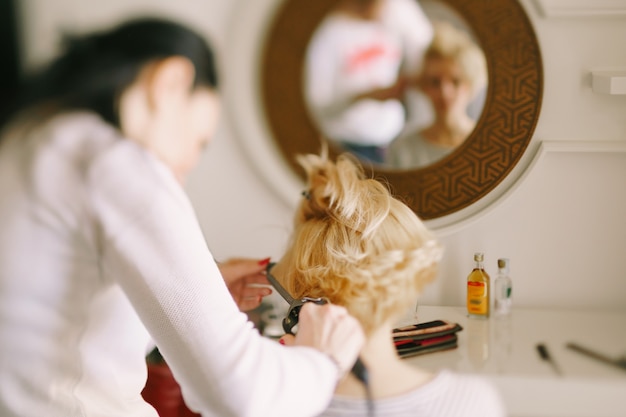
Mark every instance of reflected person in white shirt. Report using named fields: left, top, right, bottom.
left=387, top=21, right=487, bottom=169
left=304, top=0, right=433, bottom=165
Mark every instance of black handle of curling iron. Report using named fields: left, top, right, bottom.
left=351, top=357, right=368, bottom=385
left=282, top=298, right=368, bottom=384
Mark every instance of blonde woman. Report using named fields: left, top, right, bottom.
left=387, top=21, right=487, bottom=169
left=274, top=152, right=505, bottom=416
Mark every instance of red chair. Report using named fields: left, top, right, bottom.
left=142, top=348, right=201, bottom=417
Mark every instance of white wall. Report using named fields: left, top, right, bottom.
left=17, top=0, right=626, bottom=311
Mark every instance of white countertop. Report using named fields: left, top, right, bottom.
left=397, top=306, right=626, bottom=417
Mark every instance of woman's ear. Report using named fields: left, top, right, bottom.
left=146, top=56, right=196, bottom=111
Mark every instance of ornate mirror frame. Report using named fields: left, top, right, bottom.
left=260, top=0, right=543, bottom=220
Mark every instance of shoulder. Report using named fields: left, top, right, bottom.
left=87, top=128, right=180, bottom=207
left=386, top=130, right=428, bottom=165
left=3, top=111, right=124, bottom=196
left=25, top=111, right=123, bottom=171
left=428, top=371, right=507, bottom=417
left=42, top=112, right=165, bottom=185
left=396, top=129, right=427, bottom=146
left=29, top=111, right=181, bottom=211
left=310, top=14, right=362, bottom=52
left=80, top=117, right=190, bottom=226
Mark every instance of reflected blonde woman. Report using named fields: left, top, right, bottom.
left=274, top=151, right=505, bottom=416
left=387, top=21, right=487, bottom=169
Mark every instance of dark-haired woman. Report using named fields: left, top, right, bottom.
left=0, top=18, right=364, bottom=417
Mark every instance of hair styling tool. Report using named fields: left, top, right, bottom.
left=266, top=263, right=374, bottom=417
left=566, top=342, right=626, bottom=372
left=536, top=343, right=562, bottom=376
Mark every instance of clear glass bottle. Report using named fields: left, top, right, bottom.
left=467, top=252, right=490, bottom=318
left=494, top=258, right=513, bottom=316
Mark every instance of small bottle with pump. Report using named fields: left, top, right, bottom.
left=494, top=258, right=513, bottom=316
left=467, top=252, right=490, bottom=318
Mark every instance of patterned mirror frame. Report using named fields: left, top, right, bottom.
left=261, top=0, right=543, bottom=219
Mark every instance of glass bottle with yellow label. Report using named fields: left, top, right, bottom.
left=467, top=252, right=490, bottom=318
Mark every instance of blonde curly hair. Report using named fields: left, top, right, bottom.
left=277, top=152, right=443, bottom=335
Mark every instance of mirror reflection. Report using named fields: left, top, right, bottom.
left=261, top=0, right=542, bottom=219
left=303, top=0, right=487, bottom=170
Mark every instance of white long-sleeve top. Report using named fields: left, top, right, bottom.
left=304, top=13, right=406, bottom=146
left=319, top=370, right=506, bottom=417
left=386, top=130, right=454, bottom=169
left=0, top=112, right=338, bottom=417
left=381, top=0, right=434, bottom=74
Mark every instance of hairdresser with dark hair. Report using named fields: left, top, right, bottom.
left=0, top=18, right=364, bottom=417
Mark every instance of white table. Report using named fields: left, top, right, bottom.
left=397, top=306, right=626, bottom=417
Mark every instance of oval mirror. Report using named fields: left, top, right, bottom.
left=261, top=0, right=543, bottom=220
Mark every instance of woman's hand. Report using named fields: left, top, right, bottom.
left=218, top=258, right=272, bottom=312
left=280, top=303, right=365, bottom=379
left=355, top=77, right=408, bottom=102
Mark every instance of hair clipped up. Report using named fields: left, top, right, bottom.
left=279, top=152, right=443, bottom=334
left=296, top=152, right=390, bottom=239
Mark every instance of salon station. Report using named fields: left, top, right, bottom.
left=8, top=0, right=626, bottom=416
left=231, top=1, right=626, bottom=414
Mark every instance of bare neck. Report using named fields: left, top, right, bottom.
left=335, top=323, right=434, bottom=399
left=423, top=113, right=476, bottom=148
